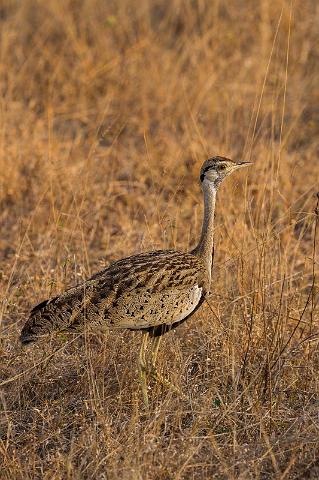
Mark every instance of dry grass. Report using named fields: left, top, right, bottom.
left=0, top=0, right=318, bottom=478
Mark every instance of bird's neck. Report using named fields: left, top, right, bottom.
left=193, top=183, right=217, bottom=285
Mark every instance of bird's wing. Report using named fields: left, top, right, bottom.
left=108, top=283, right=204, bottom=329
left=101, top=250, right=206, bottom=329
left=20, top=250, right=207, bottom=343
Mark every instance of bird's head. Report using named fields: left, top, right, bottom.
left=200, top=156, right=251, bottom=188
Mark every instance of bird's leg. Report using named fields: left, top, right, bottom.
left=149, top=335, right=186, bottom=400
left=150, top=335, right=162, bottom=369
left=138, top=331, right=150, bottom=408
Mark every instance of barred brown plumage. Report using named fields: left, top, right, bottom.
left=21, top=250, right=207, bottom=340
left=20, top=156, right=251, bottom=406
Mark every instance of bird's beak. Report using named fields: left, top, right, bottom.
left=233, top=161, right=252, bottom=171
left=238, top=161, right=252, bottom=167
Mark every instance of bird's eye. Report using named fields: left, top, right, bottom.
left=219, top=165, right=226, bottom=171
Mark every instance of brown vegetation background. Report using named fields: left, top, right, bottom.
left=0, top=0, right=318, bottom=478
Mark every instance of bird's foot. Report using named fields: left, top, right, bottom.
left=150, top=364, right=186, bottom=400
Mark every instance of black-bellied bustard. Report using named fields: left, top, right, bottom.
left=20, top=157, right=251, bottom=406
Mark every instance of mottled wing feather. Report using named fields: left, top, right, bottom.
left=20, top=250, right=207, bottom=343
left=107, top=284, right=203, bottom=329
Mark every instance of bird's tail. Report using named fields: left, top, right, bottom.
left=20, top=280, right=101, bottom=345
left=20, top=295, right=65, bottom=345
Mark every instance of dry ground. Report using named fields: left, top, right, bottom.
left=0, top=0, right=318, bottom=478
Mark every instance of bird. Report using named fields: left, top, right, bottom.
left=20, top=156, right=251, bottom=406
